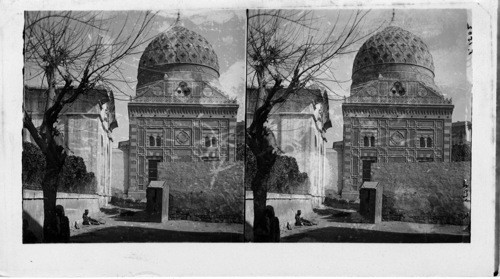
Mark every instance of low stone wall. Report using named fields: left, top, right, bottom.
left=372, top=162, right=471, bottom=225
left=245, top=190, right=321, bottom=240
left=158, top=161, right=244, bottom=223
left=22, top=190, right=107, bottom=241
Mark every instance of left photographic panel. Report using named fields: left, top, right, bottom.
left=22, top=10, right=246, bottom=243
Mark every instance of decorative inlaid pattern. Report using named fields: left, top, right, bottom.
left=139, top=26, right=219, bottom=73
left=353, top=26, right=434, bottom=74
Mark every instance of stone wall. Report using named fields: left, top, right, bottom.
left=371, top=162, right=471, bottom=225
left=158, top=161, right=244, bottom=223
left=22, top=190, right=107, bottom=241
left=244, top=191, right=320, bottom=241
left=325, top=148, right=340, bottom=197
left=111, top=148, right=129, bottom=197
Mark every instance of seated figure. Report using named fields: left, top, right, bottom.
left=82, top=209, right=101, bottom=225
left=295, top=210, right=317, bottom=226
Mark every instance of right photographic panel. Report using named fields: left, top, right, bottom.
left=245, top=9, right=472, bottom=243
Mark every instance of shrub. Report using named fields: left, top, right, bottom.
left=452, top=143, right=471, bottom=161
left=244, top=144, right=309, bottom=194
left=22, top=142, right=45, bottom=190
left=22, top=142, right=97, bottom=194
left=236, top=143, right=246, bottom=161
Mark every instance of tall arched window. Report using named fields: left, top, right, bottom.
left=156, top=135, right=162, bottom=146
left=364, top=136, right=369, bottom=147
left=427, top=137, right=432, bottom=147
left=212, top=137, right=217, bottom=146
left=149, top=135, right=155, bottom=146
left=370, top=136, right=375, bottom=147
left=420, top=137, right=425, bottom=148
left=205, top=136, right=210, bottom=147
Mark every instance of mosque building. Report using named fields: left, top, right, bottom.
left=334, top=26, right=454, bottom=200
left=126, top=24, right=239, bottom=199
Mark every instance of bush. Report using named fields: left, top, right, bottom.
left=22, top=142, right=45, bottom=189
left=236, top=143, right=246, bottom=161
left=22, top=142, right=97, bottom=194
left=452, top=143, right=471, bottom=161
left=372, top=162, right=471, bottom=225
left=158, top=161, right=244, bottom=223
left=244, top=144, right=309, bottom=194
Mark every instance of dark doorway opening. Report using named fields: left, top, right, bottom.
left=362, top=157, right=377, bottom=182
left=148, top=159, right=162, bottom=182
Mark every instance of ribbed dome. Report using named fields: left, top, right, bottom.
left=352, top=26, right=434, bottom=75
left=138, top=25, right=219, bottom=84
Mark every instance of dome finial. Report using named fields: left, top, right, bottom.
left=175, top=10, right=181, bottom=26
left=390, top=9, right=395, bottom=25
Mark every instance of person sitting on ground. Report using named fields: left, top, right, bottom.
left=265, top=205, right=280, bottom=242
left=82, top=209, right=101, bottom=225
left=295, top=210, right=317, bottom=226
left=55, top=205, right=70, bottom=243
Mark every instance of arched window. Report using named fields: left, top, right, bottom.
left=212, top=137, right=217, bottom=146
left=149, top=135, right=155, bottom=146
left=156, top=135, right=162, bottom=146
left=364, top=136, right=369, bottom=147
left=427, top=137, right=432, bottom=147
left=205, top=136, right=210, bottom=147
left=420, top=137, right=425, bottom=148
left=370, top=136, right=375, bottom=147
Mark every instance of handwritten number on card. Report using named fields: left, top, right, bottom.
left=467, top=23, right=472, bottom=55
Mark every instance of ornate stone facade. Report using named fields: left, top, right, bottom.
left=127, top=25, right=239, bottom=198
left=339, top=26, right=454, bottom=200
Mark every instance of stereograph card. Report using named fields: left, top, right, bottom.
left=0, top=0, right=496, bottom=276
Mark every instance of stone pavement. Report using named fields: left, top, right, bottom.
left=69, top=205, right=243, bottom=242
left=280, top=206, right=470, bottom=243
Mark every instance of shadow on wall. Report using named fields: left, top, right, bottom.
left=23, top=210, right=43, bottom=243
left=281, top=226, right=470, bottom=243
left=70, top=225, right=244, bottom=243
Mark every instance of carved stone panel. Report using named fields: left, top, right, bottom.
left=174, top=129, right=192, bottom=146
left=360, top=119, right=377, bottom=127
left=173, top=120, right=191, bottom=127
left=389, top=119, right=406, bottom=127
left=417, top=121, right=434, bottom=127
left=389, top=130, right=407, bottom=146
left=202, top=120, right=219, bottom=128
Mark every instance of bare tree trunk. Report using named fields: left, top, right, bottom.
left=252, top=168, right=269, bottom=242
left=41, top=165, right=61, bottom=243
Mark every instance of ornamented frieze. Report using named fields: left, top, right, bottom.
left=129, top=106, right=238, bottom=117
left=342, top=106, right=453, bottom=117
left=344, top=95, right=452, bottom=105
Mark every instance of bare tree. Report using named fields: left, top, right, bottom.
left=23, top=11, right=156, bottom=242
left=246, top=9, right=372, bottom=241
